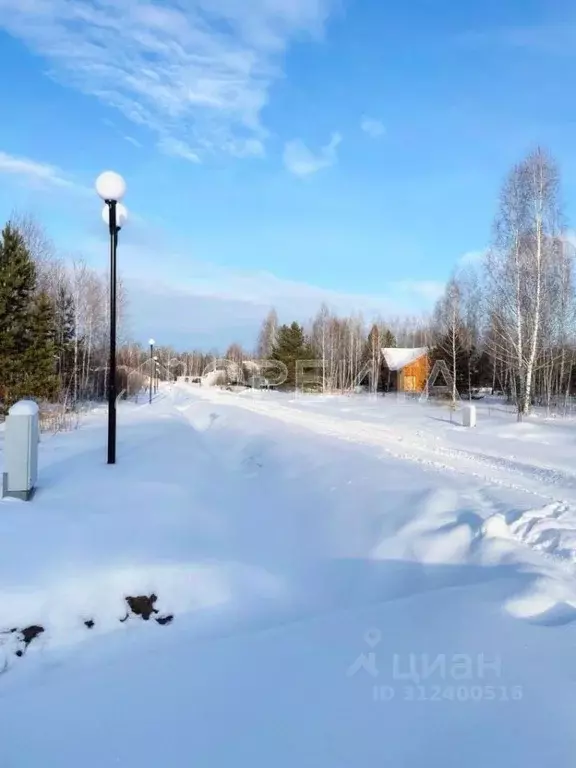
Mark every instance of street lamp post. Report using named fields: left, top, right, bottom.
left=96, top=171, right=128, bottom=465
left=149, top=339, right=155, bottom=404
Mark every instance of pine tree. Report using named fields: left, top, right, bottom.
left=271, top=322, right=315, bottom=389
left=359, top=325, right=397, bottom=392
left=21, top=291, right=58, bottom=402
left=361, top=324, right=381, bottom=391
left=0, top=224, right=37, bottom=408
left=381, top=328, right=396, bottom=347
left=475, top=350, right=494, bottom=389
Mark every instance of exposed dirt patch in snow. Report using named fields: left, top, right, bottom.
left=120, top=593, right=174, bottom=625
left=0, top=624, right=45, bottom=661
left=121, top=593, right=159, bottom=622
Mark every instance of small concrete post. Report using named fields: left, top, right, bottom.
left=462, top=404, right=477, bottom=428
left=2, top=400, right=39, bottom=501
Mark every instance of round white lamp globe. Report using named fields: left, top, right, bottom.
left=101, top=203, right=128, bottom=228
left=96, top=171, right=126, bottom=202
left=149, top=338, right=155, bottom=346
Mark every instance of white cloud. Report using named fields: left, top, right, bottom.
left=283, top=132, right=342, bottom=177
left=125, top=268, right=416, bottom=347
left=124, top=136, right=143, bottom=149
left=361, top=117, right=385, bottom=138
left=79, top=230, right=438, bottom=347
left=0, top=0, right=334, bottom=162
left=0, top=150, right=81, bottom=191
left=391, top=280, right=446, bottom=302
left=224, top=138, right=266, bottom=158
left=158, top=137, right=201, bottom=164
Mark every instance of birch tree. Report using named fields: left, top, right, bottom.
left=486, top=147, right=563, bottom=418
left=433, top=277, right=462, bottom=404
left=257, top=308, right=278, bottom=358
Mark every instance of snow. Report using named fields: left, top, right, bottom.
left=2, top=386, right=576, bottom=765
left=8, top=399, right=39, bottom=416
left=202, top=369, right=225, bottom=386
left=382, top=346, right=427, bottom=370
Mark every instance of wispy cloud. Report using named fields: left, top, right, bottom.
left=158, top=137, right=201, bottom=164
left=124, top=136, right=143, bottom=149
left=361, top=117, right=385, bottom=138
left=0, top=150, right=82, bottom=191
left=73, top=226, right=441, bottom=347
left=0, top=0, right=335, bottom=162
left=224, top=138, right=266, bottom=159
left=283, top=132, right=342, bottom=177
left=126, top=266, right=430, bottom=347
left=391, top=280, right=445, bottom=303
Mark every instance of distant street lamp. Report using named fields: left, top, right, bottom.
left=96, top=171, right=128, bottom=465
left=149, top=339, right=155, bottom=404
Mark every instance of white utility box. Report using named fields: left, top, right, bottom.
left=2, top=400, right=39, bottom=501
left=462, top=404, right=477, bottom=428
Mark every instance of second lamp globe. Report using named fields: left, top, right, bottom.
left=102, top=203, right=128, bottom=228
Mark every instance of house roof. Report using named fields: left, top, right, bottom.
left=381, top=347, right=428, bottom=371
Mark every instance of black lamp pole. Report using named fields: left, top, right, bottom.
left=106, top=200, right=119, bottom=465
left=96, top=170, right=127, bottom=466
left=149, top=342, right=154, bottom=404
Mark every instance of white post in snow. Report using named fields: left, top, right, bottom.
left=462, top=404, right=477, bottom=428
left=2, top=400, right=40, bottom=501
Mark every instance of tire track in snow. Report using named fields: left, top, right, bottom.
left=190, top=389, right=569, bottom=503
left=183, top=387, right=576, bottom=568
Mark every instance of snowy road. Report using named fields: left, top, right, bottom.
left=192, top=386, right=576, bottom=501
left=1, top=386, right=576, bottom=766
left=192, top=386, right=576, bottom=563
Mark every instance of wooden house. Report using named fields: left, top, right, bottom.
left=381, top=347, right=429, bottom=393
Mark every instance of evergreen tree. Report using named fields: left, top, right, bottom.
left=475, top=350, right=494, bottom=389
left=271, top=322, right=315, bottom=389
left=0, top=224, right=37, bottom=408
left=361, top=324, right=381, bottom=391
left=21, top=291, right=58, bottom=402
left=381, top=328, right=396, bottom=347
left=359, top=325, right=397, bottom=391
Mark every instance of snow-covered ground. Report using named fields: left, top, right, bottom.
left=2, top=385, right=576, bottom=766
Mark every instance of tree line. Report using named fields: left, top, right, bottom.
left=0, top=213, right=230, bottom=415
left=432, top=147, right=576, bottom=418
left=3, top=145, right=573, bottom=420
left=179, top=146, right=576, bottom=418
left=169, top=309, right=421, bottom=393
left=0, top=213, right=136, bottom=414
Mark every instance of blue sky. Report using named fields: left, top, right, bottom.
left=0, top=0, right=574, bottom=348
